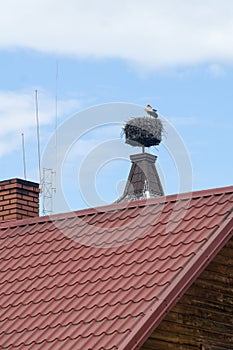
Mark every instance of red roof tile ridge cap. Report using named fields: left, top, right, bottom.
left=1, top=185, right=232, bottom=230
left=119, top=215, right=233, bottom=350
left=81, top=185, right=233, bottom=214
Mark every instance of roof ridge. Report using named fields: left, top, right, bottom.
left=0, top=185, right=232, bottom=230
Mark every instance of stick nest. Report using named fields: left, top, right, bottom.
left=123, top=117, right=163, bottom=147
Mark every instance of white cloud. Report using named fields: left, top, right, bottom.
left=0, top=89, right=81, bottom=156
left=0, top=1, right=233, bottom=69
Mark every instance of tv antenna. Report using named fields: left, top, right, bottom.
left=34, top=89, right=55, bottom=215
left=39, top=62, right=59, bottom=215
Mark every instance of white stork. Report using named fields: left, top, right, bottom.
left=144, top=104, right=158, bottom=118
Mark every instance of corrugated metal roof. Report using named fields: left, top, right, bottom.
left=0, top=186, right=233, bottom=349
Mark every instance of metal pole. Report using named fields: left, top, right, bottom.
left=21, top=133, right=27, bottom=180
left=35, top=90, right=41, bottom=184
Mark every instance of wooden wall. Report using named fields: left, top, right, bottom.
left=141, top=237, right=233, bottom=350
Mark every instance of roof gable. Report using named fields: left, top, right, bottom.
left=0, top=186, right=233, bottom=349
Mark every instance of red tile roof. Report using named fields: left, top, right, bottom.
left=0, top=186, right=233, bottom=349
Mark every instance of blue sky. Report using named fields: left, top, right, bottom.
left=0, top=1, right=232, bottom=213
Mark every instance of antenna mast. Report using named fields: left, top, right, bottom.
left=35, top=90, right=41, bottom=184
left=40, top=62, right=58, bottom=215
left=21, top=133, right=27, bottom=180
left=54, top=60, right=58, bottom=193
left=41, top=168, right=55, bottom=215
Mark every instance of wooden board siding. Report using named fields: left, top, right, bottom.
left=141, top=237, right=233, bottom=350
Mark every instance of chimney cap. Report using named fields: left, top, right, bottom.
left=0, top=177, right=39, bottom=188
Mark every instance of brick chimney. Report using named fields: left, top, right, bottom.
left=0, top=178, right=40, bottom=221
